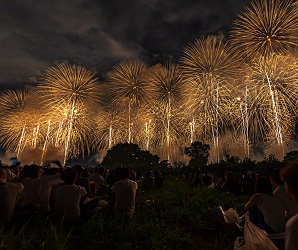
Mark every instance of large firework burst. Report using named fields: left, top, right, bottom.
left=242, top=54, right=298, bottom=145
left=147, top=63, right=188, bottom=161
left=106, top=60, right=150, bottom=143
left=39, top=62, right=101, bottom=162
left=231, top=0, right=298, bottom=61
left=0, top=90, right=45, bottom=154
left=181, top=35, right=240, bottom=161
left=180, top=35, right=241, bottom=80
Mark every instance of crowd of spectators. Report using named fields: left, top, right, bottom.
left=0, top=160, right=167, bottom=228
left=1, top=159, right=298, bottom=249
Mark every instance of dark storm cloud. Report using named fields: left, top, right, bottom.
left=0, top=0, right=250, bottom=87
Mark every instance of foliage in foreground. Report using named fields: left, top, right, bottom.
left=1, top=180, right=247, bottom=250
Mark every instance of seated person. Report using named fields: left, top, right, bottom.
left=21, top=164, right=61, bottom=213
left=73, top=165, right=92, bottom=196
left=0, top=167, right=23, bottom=228
left=240, top=168, right=254, bottom=196
left=154, top=171, right=163, bottom=189
left=202, top=172, right=212, bottom=187
left=88, top=166, right=105, bottom=194
left=111, top=168, right=138, bottom=218
left=244, top=176, right=285, bottom=234
left=215, top=172, right=226, bottom=189
left=55, top=168, right=98, bottom=222
left=143, top=171, right=154, bottom=191
left=192, top=170, right=203, bottom=187
left=221, top=171, right=237, bottom=193
left=271, top=168, right=298, bottom=220
left=280, top=162, right=298, bottom=250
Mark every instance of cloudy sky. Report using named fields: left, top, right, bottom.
left=0, top=0, right=250, bottom=89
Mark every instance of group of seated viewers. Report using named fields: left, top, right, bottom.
left=0, top=161, right=148, bottom=227
left=215, top=164, right=298, bottom=250
left=0, top=160, right=298, bottom=249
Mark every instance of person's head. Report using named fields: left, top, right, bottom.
left=281, top=162, right=298, bottom=202
left=119, top=167, right=130, bottom=180
left=81, top=168, right=89, bottom=177
left=114, top=167, right=122, bottom=178
left=28, top=164, right=43, bottom=178
left=98, top=166, right=105, bottom=176
left=254, top=176, right=272, bottom=194
left=73, top=165, right=83, bottom=177
left=270, top=168, right=283, bottom=186
left=61, top=168, right=77, bottom=185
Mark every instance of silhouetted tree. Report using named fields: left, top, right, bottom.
left=184, top=141, right=210, bottom=167
left=102, top=143, right=159, bottom=170
left=283, top=150, right=298, bottom=163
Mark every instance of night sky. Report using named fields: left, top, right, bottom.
left=0, top=0, right=250, bottom=89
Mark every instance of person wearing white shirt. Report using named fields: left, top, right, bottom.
left=111, top=168, right=138, bottom=218
left=55, top=168, right=99, bottom=222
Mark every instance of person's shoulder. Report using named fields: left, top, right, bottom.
left=287, top=214, right=298, bottom=227
left=129, top=180, right=138, bottom=187
left=252, top=193, right=264, bottom=202
left=78, top=185, right=87, bottom=195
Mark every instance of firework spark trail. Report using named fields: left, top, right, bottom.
left=215, top=79, right=219, bottom=162
left=109, top=125, right=113, bottom=149
left=265, top=72, right=284, bottom=154
left=16, top=126, right=26, bottom=158
left=128, top=101, right=132, bottom=143
left=33, top=123, right=40, bottom=148
left=189, top=116, right=195, bottom=144
left=237, top=97, right=250, bottom=158
left=55, top=120, right=64, bottom=146
left=64, top=101, right=75, bottom=165
left=41, top=120, right=51, bottom=165
left=145, top=119, right=152, bottom=150
left=244, top=84, right=250, bottom=157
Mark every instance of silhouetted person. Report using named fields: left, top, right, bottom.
left=271, top=168, right=298, bottom=220
left=73, top=165, right=92, bottom=196
left=111, top=168, right=138, bottom=218
left=0, top=167, right=23, bottom=228
left=203, top=172, right=212, bottom=186
left=221, top=171, right=236, bottom=193
left=143, top=171, right=154, bottom=191
left=154, top=171, right=163, bottom=189
left=55, top=168, right=98, bottom=222
left=280, top=162, right=298, bottom=250
left=244, top=176, right=285, bottom=234
left=240, top=168, right=254, bottom=196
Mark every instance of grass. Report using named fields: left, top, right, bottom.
left=1, top=179, right=247, bottom=250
